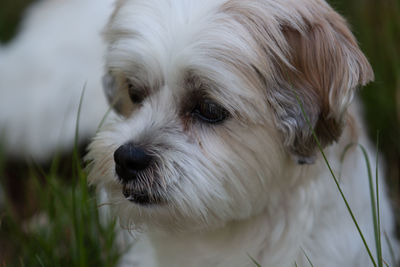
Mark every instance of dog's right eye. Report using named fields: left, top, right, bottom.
left=127, top=80, right=145, bottom=104
left=192, top=99, right=229, bottom=124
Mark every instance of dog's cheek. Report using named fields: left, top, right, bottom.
left=180, top=123, right=286, bottom=220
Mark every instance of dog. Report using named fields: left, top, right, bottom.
left=86, top=0, right=399, bottom=266
left=1, top=0, right=398, bottom=266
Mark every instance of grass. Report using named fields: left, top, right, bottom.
left=0, top=144, right=123, bottom=266
left=0, top=157, right=122, bottom=267
left=0, top=86, right=123, bottom=266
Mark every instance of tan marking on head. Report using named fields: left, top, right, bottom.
left=219, top=0, right=373, bottom=162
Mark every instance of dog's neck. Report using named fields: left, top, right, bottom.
left=146, top=181, right=320, bottom=266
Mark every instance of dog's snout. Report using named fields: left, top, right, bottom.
left=114, top=143, right=153, bottom=182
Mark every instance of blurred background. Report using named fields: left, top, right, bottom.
left=0, top=0, right=399, bottom=266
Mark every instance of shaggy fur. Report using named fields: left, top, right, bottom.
left=1, top=0, right=399, bottom=266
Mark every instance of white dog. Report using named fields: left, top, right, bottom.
left=1, top=0, right=398, bottom=266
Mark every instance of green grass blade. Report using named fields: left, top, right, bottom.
left=301, top=248, right=314, bottom=267
left=296, top=95, right=377, bottom=267
left=74, top=83, right=86, bottom=154
left=71, top=83, right=86, bottom=185
left=96, top=91, right=127, bottom=132
left=375, top=133, right=382, bottom=266
left=384, top=231, right=396, bottom=266
left=340, top=142, right=384, bottom=267
left=97, top=106, right=114, bottom=133
left=358, top=144, right=382, bottom=267
left=247, top=253, right=262, bottom=267
left=35, top=255, right=45, bottom=267
left=72, top=84, right=88, bottom=266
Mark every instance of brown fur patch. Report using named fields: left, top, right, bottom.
left=221, top=0, right=374, bottom=162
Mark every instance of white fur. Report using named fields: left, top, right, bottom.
left=1, top=0, right=398, bottom=266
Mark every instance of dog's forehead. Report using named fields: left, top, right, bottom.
left=105, top=0, right=226, bottom=68
left=104, top=0, right=275, bottom=98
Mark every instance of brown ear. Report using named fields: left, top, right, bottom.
left=268, top=12, right=374, bottom=163
left=221, top=0, right=373, bottom=163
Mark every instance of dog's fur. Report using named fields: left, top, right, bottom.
left=1, top=0, right=399, bottom=266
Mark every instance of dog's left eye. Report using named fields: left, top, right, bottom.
left=192, top=99, right=229, bottom=124
left=127, top=80, right=145, bottom=104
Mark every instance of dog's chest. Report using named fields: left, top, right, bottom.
left=120, top=231, right=261, bottom=267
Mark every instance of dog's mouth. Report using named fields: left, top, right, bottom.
left=122, top=184, right=165, bottom=205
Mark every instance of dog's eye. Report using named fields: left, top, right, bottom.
left=192, top=99, right=229, bottom=124
left=127, top=80, right=145, bottom=104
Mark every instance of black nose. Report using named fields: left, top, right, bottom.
left=114, top=143, right=153, bottom=183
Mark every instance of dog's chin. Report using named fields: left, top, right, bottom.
left=122, top=184, right=166, bottom=206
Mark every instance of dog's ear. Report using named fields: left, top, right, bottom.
left=223, top=1, right=373, bottom=163
left=267, top=12, right=374, bottom=164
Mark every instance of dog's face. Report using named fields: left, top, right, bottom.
left=87, top=0, right=373, bottom=231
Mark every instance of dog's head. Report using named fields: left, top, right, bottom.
left=87, top=0, right=373, bottom=231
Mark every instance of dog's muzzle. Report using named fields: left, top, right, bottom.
left=114, top=143, right=163, bottom=205
left=114, top=142, right=153, bottom=183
